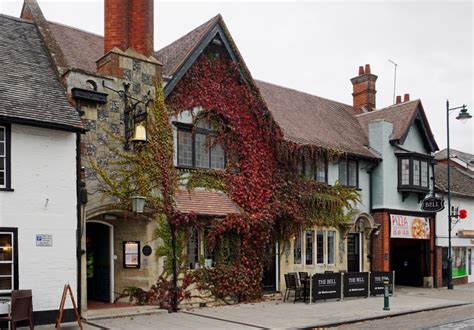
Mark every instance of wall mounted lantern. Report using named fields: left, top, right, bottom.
left=130, top=196, right=146, bottom=213
left=102, top=81, right=152, bottom=149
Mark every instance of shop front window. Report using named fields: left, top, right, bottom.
left=0, top=231, right=16, bottom=293
left=452, top=247, right=467, bottom=278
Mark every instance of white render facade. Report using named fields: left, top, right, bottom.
left=0, top=124, right=79, bottom=314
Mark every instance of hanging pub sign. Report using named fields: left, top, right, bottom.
left=390, top=214, right=430, bottom=239
left=312, top=273, right=341, bottom=301
left=343, top=272, right=369, bottom=298
left=370, top=272, right=393, bottom=296
left=421, top=196, right=445, bottom=212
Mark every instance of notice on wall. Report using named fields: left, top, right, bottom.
left=36, top=234, right=53, bottom=247
left=390, top=214, right=430, bottom=239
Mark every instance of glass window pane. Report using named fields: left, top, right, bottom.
left=294, top=232, right=302, bottom=264
left=195, top=133, right=210, bottom=168
left=0, top=142, right=4, bottom=157
left=421, top=161, right=428, bottom=187
left=0, top=264, right=12, bottom=276
left=316, top=231, right=324, bottom=264
left=401, top=159, right=410, bottom=185
left=196, top=119, right=211, bottom=130
left=178, top=130, right=193, bottom=167
left=0, top=277, right=12, bottom=291
left=0, top=235, right=12, bottom=262
left=327, top=231, right=335, bottom=264
left=0, top=127, right=4, bottom=142
left=339, top=160, right=347, bottom=185
left=0, top=171, right=4, bottom=187
left=210, top=139, right=225, bottom=169
left=316, top=158, right=326, bottom=182
left=204, top=229, right=215, bottom=268
left=413, top=160, right=420, bottom=186
left=348, top=160, right=357, bottom=186
left=305, top=231, right=313, bottom=265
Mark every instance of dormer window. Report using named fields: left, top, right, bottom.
left=176, top=119, right=225, bottom=169
left=397, top=154, right=431, bottom=194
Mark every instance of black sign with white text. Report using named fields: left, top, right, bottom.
left=370, top=272, right=393, bottom=296
left=344, top=272, right=369, bottom=298
left=421, top=196, right=445, bottom=212
left=312, top=273, right=341, bottom=301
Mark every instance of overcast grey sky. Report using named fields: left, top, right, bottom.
left=1, top=0, right=472, bottom=153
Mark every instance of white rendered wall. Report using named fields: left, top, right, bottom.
left=436, top=194, right=474, bottom=247
left=0, top=124, right=77, bottom=312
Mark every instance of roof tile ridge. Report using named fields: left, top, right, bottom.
left=0, top=13, right=35, bottom=24
left=47, top=19, right=104, bottom=38
left=255, top=79, right=355, bottom=109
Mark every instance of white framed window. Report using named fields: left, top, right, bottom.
left=316, top=231, right=324, bottom=264
left=327, top=231, right=336, bottom=265
left=0, top=125, right=10, bottom=189
left=293, top=232, right=302, bottom=265
left=0, top=232, right=15, bottom=293
left=305, top=231, right=314, bottom=265
left=187, top=227, right=199, bottom=270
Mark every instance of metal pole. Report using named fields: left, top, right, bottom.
left=388, top=59, right=398, bottom=104
left=169, top=221, right=179, bottom=312
left=446, top=100, right=454, bottom=290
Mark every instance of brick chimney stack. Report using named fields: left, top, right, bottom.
left=104, top=0, right=154, bottom=57
left=351, top=64, right=378, bottom=111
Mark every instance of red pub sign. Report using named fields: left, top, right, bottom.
left=390, top=214, right=430, bottom=239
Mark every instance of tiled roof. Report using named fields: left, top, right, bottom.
left=435, top=162, right=474, bottom=198
left=256, top=80, right=377, bottom=159
left=0, top=15, right=82, bottom=130
left=48, top=21, right=103, bottom=73
left=356, top=100, right=420, bottom=141
left=175, top=188, right=241, bottom=216
left=155, top=15, right=220, bottom=77
left=435, top=148, right=474, bottom=165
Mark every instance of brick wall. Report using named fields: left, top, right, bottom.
left=435, top=246, right=443, bottom=288
left=371, top=211, right=390, bottom=271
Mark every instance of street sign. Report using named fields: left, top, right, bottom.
left=421, top=196, right=445, bottom=212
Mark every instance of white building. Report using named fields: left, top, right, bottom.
left=435, top=149, right=474, bottom=285
left=0, top=14, right=83, bottom=325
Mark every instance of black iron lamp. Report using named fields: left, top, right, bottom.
left=446, top=100, right=471, bottom=290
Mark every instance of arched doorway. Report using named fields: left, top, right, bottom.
left=86, top=221, right=114, bottom=303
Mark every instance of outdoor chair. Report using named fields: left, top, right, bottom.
left=298, top=272, right=309, bottom=282
left=283, top=273, right=301, bottom=303
left=0, top=290, right=34, bottom=330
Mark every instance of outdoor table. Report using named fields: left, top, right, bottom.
left=300, top=278, right=310, bottom=303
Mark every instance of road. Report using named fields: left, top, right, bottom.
left=338, top=304, right=474, bottom=329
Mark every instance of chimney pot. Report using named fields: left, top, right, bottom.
left=403, top=93, right=410, bottom=102
left=396, top=95, right=402, bottom=104
left=365, top=64, right=371, bottom=74
left=351, top=64, right=378, bottom=111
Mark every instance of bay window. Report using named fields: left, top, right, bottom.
left=397, top=155, right=431, bottom=193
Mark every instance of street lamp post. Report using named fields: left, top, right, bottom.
left=446, top=100, right=471, bottom=290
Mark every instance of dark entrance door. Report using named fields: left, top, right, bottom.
left=391, top=238, right=423, bottom=287
left=262, top=243, right=277, bottom=292
left=87, top=222, right=111, bottom=302
left=347, top=233, right=360, bottom=272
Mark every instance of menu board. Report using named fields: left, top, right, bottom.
left=343, top=272, right=369, bottom=298
left=312, top=273, right=341, bottom=301
left=123, top=241, right=140, bottom=268
left=390, top=214, right=430, bottom=239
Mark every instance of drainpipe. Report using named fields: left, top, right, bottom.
left=75, top=132, right=82, bottom=315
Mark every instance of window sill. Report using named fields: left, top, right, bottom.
left=398, top=186, right=429, bottom=194
left=0, top=188, right=14, bottom=192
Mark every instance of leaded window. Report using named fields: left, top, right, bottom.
left=305, top=231, right=314, bottom=265
left=294, top=232, right=302, bottom=264
left=176, top=120, right=225, bottom=169
left=339, top=159, right=358, bottom=187
left=398, top=156, right=431, bottom=192
left=316, top=231, right=324, bottom=264
left=327, top=231, right=336, bottom=265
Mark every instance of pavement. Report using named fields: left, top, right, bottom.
left=27, top=283, right=474, bottom=329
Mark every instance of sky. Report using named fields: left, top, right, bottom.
left=1, top=0, right=473, bottom=153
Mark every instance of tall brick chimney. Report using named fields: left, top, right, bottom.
left=351, top=64, right=378, bottom=111
left=104, top=0, right=154, bottom=57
